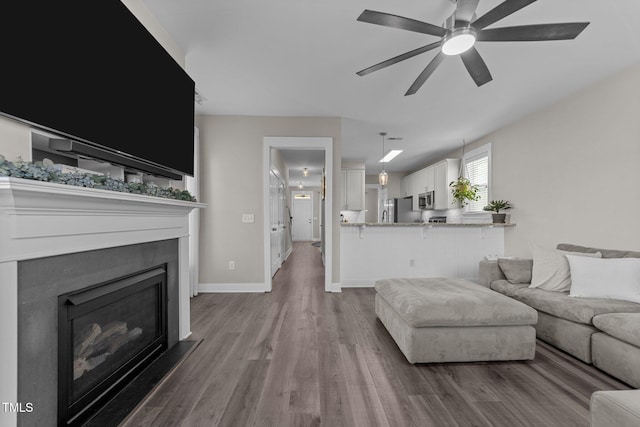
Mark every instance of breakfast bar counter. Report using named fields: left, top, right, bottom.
left=340, top=222, right=514, bottom=288
left=340, top=222, right=516, bottom=227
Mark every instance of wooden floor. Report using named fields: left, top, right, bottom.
left=122, top=242, right=630, bottom=427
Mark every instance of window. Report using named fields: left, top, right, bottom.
left=463, top=143, right=491, bottom=213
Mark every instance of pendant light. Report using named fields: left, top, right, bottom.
left=378, top=132, right=388, bottom=186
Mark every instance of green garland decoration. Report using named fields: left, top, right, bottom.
left=0, top=154, right=197, bottom=202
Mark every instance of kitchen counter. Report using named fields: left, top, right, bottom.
left=340, top=222, right=516, bottom=227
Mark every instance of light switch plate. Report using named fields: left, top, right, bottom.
left=242, top=213, right=255, bottom=223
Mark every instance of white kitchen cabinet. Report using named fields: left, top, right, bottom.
left=341, top=168, right=365, bottom=210
left=400, top=173, right=411, bottom=198
left=433, top=159, right=461, bottom=210
left=423, top=166, right=435, bottom=193
left=409, top=168, right=426, bottom=210
left=401, top=166, right=436, bottom=210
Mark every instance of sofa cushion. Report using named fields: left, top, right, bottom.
left=529, top=245, right=601, bottom=292
left=567, top=256, right=640, bottom=303
left=557, top=243, right=640, bottom=259
left=591, top=390, right=640, bottom=427
left=497, top=258, right=533, bottom=284
left=374, top=277, right=537, bottom=328
left=593, top=313, right=640, bottom=348
left=490, top=279, right=640, bottom=325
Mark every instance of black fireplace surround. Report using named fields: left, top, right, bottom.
left=17, top=240, right=180, bottom=426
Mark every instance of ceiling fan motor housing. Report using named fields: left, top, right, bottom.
left=445, top=11, right=476, bottom=29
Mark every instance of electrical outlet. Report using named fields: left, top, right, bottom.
left=242, top=213, right=255, bottom=223
left=228, top=260, right=236, bottom=270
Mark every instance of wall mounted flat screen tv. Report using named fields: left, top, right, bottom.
left=1, top=1, right=195, bottom=177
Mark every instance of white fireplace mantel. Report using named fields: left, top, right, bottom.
left=0, top=177, right=205, bottom=422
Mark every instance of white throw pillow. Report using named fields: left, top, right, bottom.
left=567, top=255, right=640, bottom=303
left=529, top=245, right=601, bottom=292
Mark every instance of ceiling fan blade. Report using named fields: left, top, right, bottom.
left=473, top=0, right=537, bottom=30
left=405, top=52, right=445, bottom=96
left=357, top=42, right=442, bottom=77
left=477, top=23, right=590, bottom=41
left=456, top=0, right=480, bottom=24
left=460, top=47, right=493, bottom=87
left=357, top=10, right=447, bottom=37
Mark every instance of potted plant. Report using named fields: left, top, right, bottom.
left=449, top=176, right=480, bottom=207
left=483, top=200, right=512, bottom=223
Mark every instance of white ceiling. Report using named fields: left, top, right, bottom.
left=144, top=0, right=640, bottom=174
left=279, top=149, right=325, bottom=188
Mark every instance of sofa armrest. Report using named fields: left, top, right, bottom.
left=479, top=260, right=506, bottom=288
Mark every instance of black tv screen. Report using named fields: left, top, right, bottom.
left=1, top=1, right=195, bottom=177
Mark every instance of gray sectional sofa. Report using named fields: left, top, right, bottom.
left=479, top=243, right=640, bottom=388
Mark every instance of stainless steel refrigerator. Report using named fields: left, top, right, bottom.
left=383, top=197, right=421, bottom=223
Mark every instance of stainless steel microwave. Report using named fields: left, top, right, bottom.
left=418, top=191, right=435, bottom=210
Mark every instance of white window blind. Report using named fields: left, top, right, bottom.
left=465, top=153, right=489, bottom=212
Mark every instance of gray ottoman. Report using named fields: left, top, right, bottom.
left=375, top=277, right=538, bottom=364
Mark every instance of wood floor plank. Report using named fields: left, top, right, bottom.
left=123, top=242, right=631, bottom=427
left=337, top=343, right=390, bottom=427
left=407, top=394, right=460, bottom=427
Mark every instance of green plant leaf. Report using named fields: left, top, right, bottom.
left=0, top=155, right=197, bottom=202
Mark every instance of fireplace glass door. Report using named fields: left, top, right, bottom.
left=58, top=267, right=167, bottom=426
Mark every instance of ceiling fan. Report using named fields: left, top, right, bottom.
left=356, top=0, right=590, bottom=95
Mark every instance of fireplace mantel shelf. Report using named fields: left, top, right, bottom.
left=0, top=177, right=206, bottom=263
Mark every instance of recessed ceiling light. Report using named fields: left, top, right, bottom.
left=379, top=150, right=403, bottom=163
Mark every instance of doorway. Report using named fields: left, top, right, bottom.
left=291, top=191, right=313, bottom=241
left=263, top=137, right=333, bottom=293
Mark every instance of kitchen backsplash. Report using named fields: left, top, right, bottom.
left=340, top=210, right=366, bottom=223
left=421, top=209, right=494, bottom=224
left=340, top=209, right=498, bottom=224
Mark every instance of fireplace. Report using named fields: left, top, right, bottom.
left=58, top=267, right=168, bottom=426
left=15, top=239, right=182, bottom=426
left=0, top=177, right=204, bottom=426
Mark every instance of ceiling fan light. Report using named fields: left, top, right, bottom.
left=441, top=28, right=476, bottom=56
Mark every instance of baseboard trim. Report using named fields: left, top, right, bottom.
left=340, top=278, right=480, bottom=288
left=331, top=282, right=342, bottom=292
left=340, top=280, right=375, bottom=288
left=198, top=283, right=266, bottom=293
left=283, top=247, right=293, bottom=262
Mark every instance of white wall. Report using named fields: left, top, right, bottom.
left=121, top=0, right=185, bottom=68
left=0, top=116, right=30, bottom=160
left=196, top=115, right=342, bottom=285
left=442, top=62, right=640, bottom=256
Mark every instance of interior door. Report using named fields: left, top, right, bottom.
left=270, top=171, right=284, bottom=277
left=292, top=191, right=312, bottom=241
